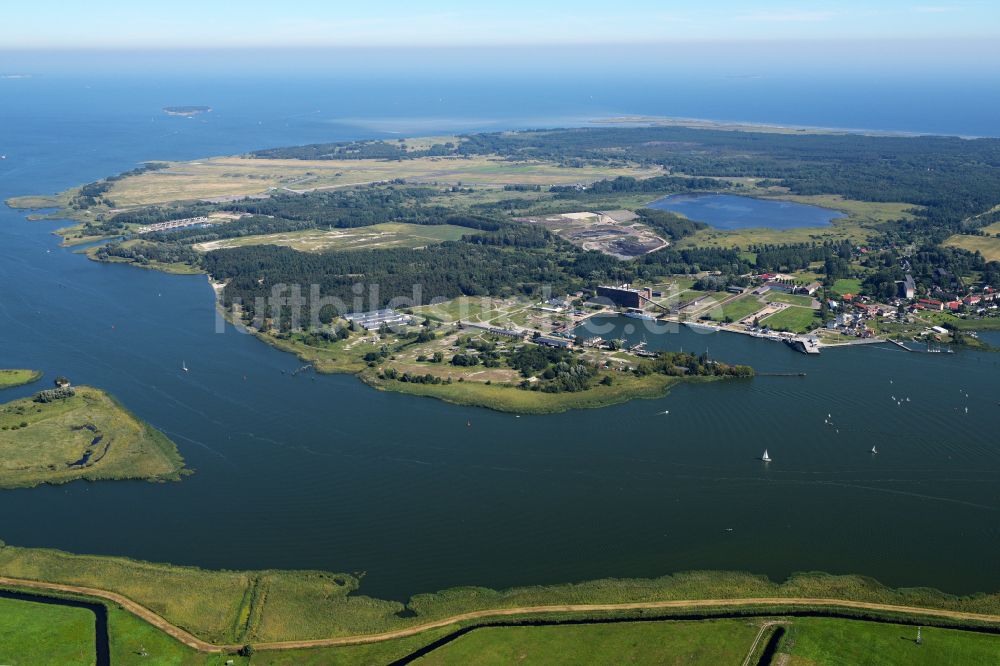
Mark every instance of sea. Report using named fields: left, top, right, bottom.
left=1, top=69, right=999, bottom=601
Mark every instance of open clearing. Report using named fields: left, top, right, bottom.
left=194, top=222, right=470, bottom=253
left=518, top=210, right=668, bottom=259
left=944, top=233, right=1000, bottom=262
left=414, top=619, right=760, bottom=665
left=99, top=156, right=662, bottom=207
left=0, top=386, right=185, bottom=489
left=0, top=596, right=96, bottom=665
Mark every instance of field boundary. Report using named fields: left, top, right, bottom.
left=5, top=576, right=1000, bottom=654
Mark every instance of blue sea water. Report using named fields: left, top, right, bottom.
left=2, top=71, right=1000, bottom=600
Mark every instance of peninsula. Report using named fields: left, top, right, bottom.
left=0, top=369, right=42, bottom=390
left=0, top=385, right=187, bottom=489
left=9, top=124, right=1000, bottom=411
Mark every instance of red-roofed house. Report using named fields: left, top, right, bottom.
left=918, top=298, right=944, bottom=311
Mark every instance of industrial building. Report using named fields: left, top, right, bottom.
left=596, top=285, right=652, bottom=309
left=345, top=308, right=413, bottom=330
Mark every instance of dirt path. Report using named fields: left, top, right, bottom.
left=3, top=576, right=1000, bottom=653
left=741, top=620, right=786, bottom=666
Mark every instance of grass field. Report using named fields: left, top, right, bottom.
left=0, top=596, right=96, bottom=665
left=778, top=617, right=1000, bottom=665
left=761, top=306, right=820, bottom=333
left=0, top=369, right=42, bottom=389
left=707, top=294, right=765, bottom=323
left=193, top=222, right=469, bottom=253
left=764, top=292, right=815, bottom=307
left=415, top=619, right=761, bottom=665
left=831, top=278, right=863, bottom=294
left=943, top=233, right=1000, bottom=262
left=0, top=386, right=186, bottom=489
left=79, top=156, right=659, bottom=208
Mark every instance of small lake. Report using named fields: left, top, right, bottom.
left=647, top=193, right=845, bottom=230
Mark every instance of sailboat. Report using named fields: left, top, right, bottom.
left=182, top=361, right=189, bottom=372
left=761, top=449, right=772, bottom=463
left=871, top=445, right=878, bottom=454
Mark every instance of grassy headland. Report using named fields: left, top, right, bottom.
left=0, top=386, right=186, bottom=489
left=0, top=369, right=42, bottom=390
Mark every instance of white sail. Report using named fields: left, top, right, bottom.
left=762, top=449, right=771, bottom=462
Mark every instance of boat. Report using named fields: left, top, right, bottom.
left=624, top=310, right=656, bottom=321
left=684, top=321, right=718, bottom=332
left=182, top=361, right=188, bottom=372
left=871, top=445, right=878, bottom=454
left=761, top=449, right=772, bottom=463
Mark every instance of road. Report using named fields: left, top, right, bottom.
left=3, top=576, right=1000, bottom=653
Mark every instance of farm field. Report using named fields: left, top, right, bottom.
left=414, top=619, right=761, bottom=665
left=0, top=386, right=186, bottom=489
left=943, top=233, right=1000, bottom=262
left=777, top=617, right=1000, bottom=665
left=193, top=223, right=470, bottom=253
left=0, top=596, right=96, bottom=665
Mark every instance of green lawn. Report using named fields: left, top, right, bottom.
left=707, top=294, right=765, bottom=323
left=831, top=278, right=863, bottom=295
left=0, top=596, right=96, bottom=665
left=779, top=617, right=1000, bottom=665
left=414, top=619, right=761, bottom=665
left=761, top=306, right=820, bottom=333
left=0, top=369, right=42, bottom=389
left=764, top=292, right=815, bottom=307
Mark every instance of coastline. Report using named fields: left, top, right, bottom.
left=3, top=540, right=1000, bottom=649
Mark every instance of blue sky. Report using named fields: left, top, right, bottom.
left=3, top=0, right=998, bottom=48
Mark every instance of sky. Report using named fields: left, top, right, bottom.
left=2, top=0, right=998, bottom=49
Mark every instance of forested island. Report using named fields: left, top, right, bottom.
left=9, top=123, right=1000, bottom=409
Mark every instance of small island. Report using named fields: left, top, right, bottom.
left=0, top=385, right=187, bottom=489
left=163, top=105, right=211, bottom=117
left=0, top=369, right=42, bottom=390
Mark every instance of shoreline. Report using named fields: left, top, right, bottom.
left=3, top=540, right=1000, bottom=650
left=593, top=114, right=988, bottom=140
